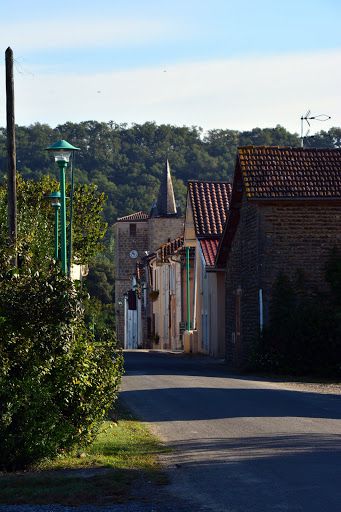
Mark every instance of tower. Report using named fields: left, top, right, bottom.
left=148, top=160, right=183, bottom=251
left=114, top=160, right=184, bottom=345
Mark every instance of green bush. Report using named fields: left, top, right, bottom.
left=0, top=266, right=123, bottom=471
left=250, top=251, right=341, bottom=377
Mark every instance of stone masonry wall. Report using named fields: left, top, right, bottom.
left=259, top=203, right=341, bottom=323
left=226, top=199, right=341, bottom=368
left=225, top=196, right=259, bottom=367
left=148, top=217, right=184, bottom=252
left=114, top=220, right=149, bottom=344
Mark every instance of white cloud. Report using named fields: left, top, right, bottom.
left=0, top=17, right=175, bottom=51
left=1, top=49, right=340, bottom=134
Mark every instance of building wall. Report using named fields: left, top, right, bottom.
left=150, top=259, right=182, bottom=350
left=210, top=270, right=226, bottom=358
left=184, top=201, right=196, bottom=247
left=148, top=217, right=184, bottom=252
left=114, top=220, right=149, bottom=344
left=181, top=250, right=195, bottom=333
left=195, top=243, right=204, bottom=351
left=225, top=196, right=260, bottom=367
left=225, top=197, right=341, bottom=367
left=196, top=244, right=226, bottom=358
left=260, top=202, right=341, bottom=322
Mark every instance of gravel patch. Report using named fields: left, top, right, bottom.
left=266, top=380, right=341, bottom=395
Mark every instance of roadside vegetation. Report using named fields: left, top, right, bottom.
left=0, top=175, right=123, bottom=471
left=250, top=248, right=341, bottom=377
left=0, top=405, right=169, bottom=506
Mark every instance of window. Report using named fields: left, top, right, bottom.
left=129, top=223, right=136, bottom=237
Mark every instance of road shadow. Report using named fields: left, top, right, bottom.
left=164, top=433, right=341, bottom=462
left=164, top=434, right=341, bottom=512
left=120, top=386, right=341, bottom=421
left=123, top=350, right=340, bottom=384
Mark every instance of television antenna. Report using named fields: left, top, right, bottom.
left=300, top=110, right=331, bottom=148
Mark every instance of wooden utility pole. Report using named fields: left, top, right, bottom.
left=5, top=47, right=17, bottom=266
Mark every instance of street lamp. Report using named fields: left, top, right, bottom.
left=47, top=191, right=61, bottom=261
left=46, top=140, right=80, bottom=274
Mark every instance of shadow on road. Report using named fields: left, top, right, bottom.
left=164, top=435, right=341, bottom=512
left=165, top=433, right=341, bottom=462
left=120, top=386, right=341, bottom=421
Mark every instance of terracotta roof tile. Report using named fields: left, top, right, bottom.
left=200, top=239, right=219, bottom=267
left=188, top=181, right=232, bottom=237
left=157, top=236, right=184, bottom=262
left=117, top=211, right=149, bottom=222
left=238, top=147, right=341, bottom=199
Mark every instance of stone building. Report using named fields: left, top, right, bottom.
left=114, top=160, right=184, bottom=345
left=216, top=146, right=341, bottom=367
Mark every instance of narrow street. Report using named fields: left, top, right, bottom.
left=121, top=350, right=341, bottom=512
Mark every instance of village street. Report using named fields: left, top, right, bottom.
left=121, top=351, right=341, bottom=512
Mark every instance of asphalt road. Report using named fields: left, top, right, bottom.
left=120, top=350, right=341, bottom=512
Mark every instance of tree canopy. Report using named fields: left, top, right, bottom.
left=1, top=121, right=339, bottom=307
left=1, top=121, right=340, bottom=227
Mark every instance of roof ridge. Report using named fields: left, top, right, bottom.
left=238, top=145, right=341, bottom=151
left=188, top=179, right=232, bottom=184
left=117, top=210, right=149, bottom=222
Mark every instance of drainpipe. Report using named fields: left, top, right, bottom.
left=186, top=246, right=191, bottom=330
left=259, top=288, right=264, bottom=333
left=192, top=246, right=197, bottom=330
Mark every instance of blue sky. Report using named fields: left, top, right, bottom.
left=0, top=0, right=340, bottom=133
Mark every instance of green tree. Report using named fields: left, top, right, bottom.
left=0, top=176, right=123, bottom=471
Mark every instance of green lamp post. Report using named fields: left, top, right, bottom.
left=47, top=191, right=61, bottom=260
left=46, top=140, right=80, bottom=274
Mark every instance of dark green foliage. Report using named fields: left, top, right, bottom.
left=2, top=122, right=340, bottom=228
left=0, top=175, right=107, bottom=270
left=252, top=255, right=341, bottom=377
left=84, top=296, right=116, bottom=338
left=1, top=122, right=339, bottom=312
left=0, top=175, right=122, bottom=471
left=72, top=184, right=107, bottom=264
left=0, top=266, right=123, bottom=471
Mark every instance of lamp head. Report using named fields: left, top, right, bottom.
left=48, top=191, right=61, bottom=207
left=46, top=139, right=80, bottom=163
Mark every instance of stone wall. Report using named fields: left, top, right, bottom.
left=148, top=217, right=184, bottom=252
left=225, top=197, right=341, bottom=367
left=225, top=196, right=259, bottom=367
left=114, top=220, right=149, bottom=344
left=260, top=202, right=341, bottom=322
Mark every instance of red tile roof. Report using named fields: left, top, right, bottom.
left=117, top=211, right=149, bottom=222
left=157, top=236, right=184, bottom=262
left=200, top=239, right=219, bottom=267
left=239, top=146, right=341, bottom=200
left=188, top=181, right=232, bottom=237
left=216, top=146, right=341, bottom=268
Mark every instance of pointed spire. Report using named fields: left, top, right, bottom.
left=151, top=160, right=177, bottom=217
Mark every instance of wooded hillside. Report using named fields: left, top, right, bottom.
left=1, top=122, right=339, bottom=311
left=1, top=122, right=340, bottom=226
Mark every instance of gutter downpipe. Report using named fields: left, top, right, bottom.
left=259, top=288, right=264, bottom=333
left=186, top=246, right=191, bottom=330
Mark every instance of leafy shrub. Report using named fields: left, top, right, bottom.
left=250, top=251, right=341, bottom=377
left=0, top=266, right=123, bottom=470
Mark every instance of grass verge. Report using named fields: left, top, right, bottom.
left=0, top=403, right=169, bottom=506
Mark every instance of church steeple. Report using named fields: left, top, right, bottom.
left=150, top=160, right=177, bottom=217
